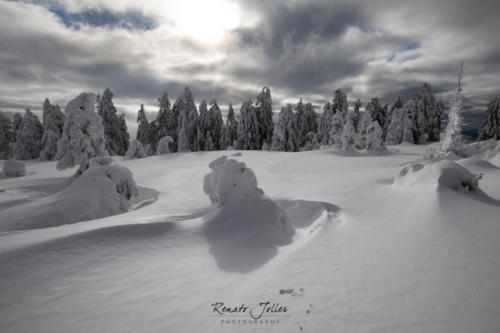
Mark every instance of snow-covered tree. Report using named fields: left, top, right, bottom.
left=440, top=62, right=465, bottom=155
left=197, top=99, right=209, bottom=151
left=237, top=100, right=260, bottom=150
left=478, top=98, right=500, bottom=141
left=42, top=98, right=64, bottom=135
left=136, top=104, right=151, bottom=149
left=13, top=109, right=44, bottom=160
left=56, top=93, right=107, bottom=178
left=356, top=106, right=372, bottom=149
left=125, top=139, right=147, bottom=159
left=366, top=97, right=386, bottom=130
left=255, top=87, right=274, bottom=148
left=205, top=131, right=215, bottom=151
left=270, top=123, right=286, bottom=151
left=318, top=89, right=348, bottom=146
left=208, top=99, right=223, bottom=150
left=403, top=83, right=442, bottom=144
left=40, top=98, right=65, bottom=160
left=328, top=111, right=344, bottom=146
left=271, top=104, right=299, bottom=152
left=385, top=97, right=415, bottom=145
left=156, top=136, right=174, bottom=155
left=225, top=102, right=238, bottom=148
left=341, top=111, right=356, bottom=151
left=0, top=111, right=14, bottom=159
left=332, top=89, right=348, bottom=118
left=318, top=101, right=334, bottom=144
left=296, top=99, right=318, bottom=148
left=173, top=87, right=199, bottom=151
left=352, top=99, right=362, bottom=132
left=177, top=110, right=191, bottom=152
left=365, top=121, right=385, bottom=151
left=97, top=88, right=129, bottom=155
left=97, top=89, right=129, bottom=155
left=154, top=92, right=177, bottom=152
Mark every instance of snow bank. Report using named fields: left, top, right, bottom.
left=394, top=160, right=481, bottom=192
left=2, top=159, right=26, bottom=177
left=203, top=156, right=295, bottom=272
left=0, top=158, right=139, bottom=231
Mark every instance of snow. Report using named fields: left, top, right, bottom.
left=0, top=158, right=141, bottom=231
left=0, top=143, right=500, bottom=332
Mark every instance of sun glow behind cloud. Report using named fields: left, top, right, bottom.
left=171, top=0, right=241, bottom=45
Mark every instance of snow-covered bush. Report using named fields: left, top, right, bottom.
left=60, top=157, right=139, bottom=218
left=56, top=93, right=108, bottom=178
left=156, top=136, right=174, bottom=155
left=3, top=159, right=26, bottom=177
left=125, top=140, right=147, bottom=159
left=203, top=156, right=295, bottom=242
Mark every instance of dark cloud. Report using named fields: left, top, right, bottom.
left=1, top=0, right=500, bottom=134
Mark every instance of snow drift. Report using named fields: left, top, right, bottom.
left=0, top=157, right=139, bottom=231
left=394, top=160, right=481, bottom=192
left=203, top=156, right=295, bottom=272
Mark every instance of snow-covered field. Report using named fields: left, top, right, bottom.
left=1, top=144, right=500, bottom=333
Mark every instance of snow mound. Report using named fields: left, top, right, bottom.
left=2, top=159, right=26, bottom=177
left=203, top=156, right=295, bottom=272
left=125, top=140, right=147, bottom=159
left=394, top=160, right=481, bottom=192
left=0, top=161, right=139, bottom=231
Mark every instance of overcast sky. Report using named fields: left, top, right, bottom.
left=1, top=0, right=499, bottom=132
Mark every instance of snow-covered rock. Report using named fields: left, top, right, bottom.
left=2, top=159, right=26, bottom=177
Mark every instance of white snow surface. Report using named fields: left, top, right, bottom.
left=0, top=144, right=500, bottom=332
left=0, top=157, right=142, bottom=231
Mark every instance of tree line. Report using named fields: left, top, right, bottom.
left=0, top=84, right=499, bottom=161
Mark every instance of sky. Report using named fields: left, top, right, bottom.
left=1, top=0, right=500, bottom=134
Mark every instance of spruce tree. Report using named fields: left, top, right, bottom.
left=440, top=62, right=465, bottom=155
left=173, top=87, right=199, bottom=151
left=97, top=88, right=129, bottom=155
left=478, top=98, right=500, bottom=141
left=0, top=111, right=14, bottom=159
left=237, top=100, right=260, bottom=150
left=208, top=99, right=224, bottom=150
left=40, top=98, right=65, bottom=160
left=13, top=109, right=44, bottom=160
left=225, top=102, right=238, bottom=148
left=136, top=104, right=151, bottom=148
left=255, top=87, right=273, bottom=148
